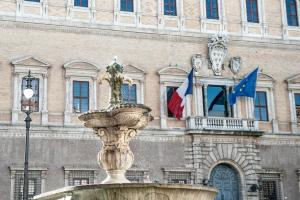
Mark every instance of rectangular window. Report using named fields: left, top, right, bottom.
left=21, top=78, right=39, bottom=112
left=164, top=0, right=177, bottom=16
left=295, top=93, right=300, bottom=121
left=25, top=0, right=40, bottom=2
left=206, top=0, right=219, bottom=19
left=14, top=171, right=42, bottom=200
left=167, top=86, right=178, bottom=117
left=286, top=0, right=299, bottom=26
left=121, top=84, right=137, bottom=104
left=73, top=81, right=89, bottom=113
left=74, top=0, right=88, bottom=7
left=67, top=170, right=94, bottom=186
left=246, top=0, right=259, bottom=23
left=260, top=181, right=277, bottom=200
left=167, top=171, right=192, bottom=184
left=126, top=170, right=146, bottom=183
left=206, top=85, right=229, bottom=117
left=121, top=0, right=134, bottom=12
left=255, top=91, right=268, bottom=121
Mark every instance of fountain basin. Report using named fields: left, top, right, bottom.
left=34, top=183, right=217, bottom=200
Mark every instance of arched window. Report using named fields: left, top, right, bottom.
left=164, top=0, right=177, bottom=16
left=246, top=0, right=259, bottom=23
left=286, top=0, right=298, bottom=26
left=120, top=0, right=134, bottom=12
left=206, top=0, right=219, bottom=19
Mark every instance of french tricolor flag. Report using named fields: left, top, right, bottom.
left=168, top=68, right=194, bottom=119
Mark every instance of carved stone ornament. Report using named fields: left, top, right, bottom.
left=208, top=34, right=229, bottom=76
left=191, top=54, right=203, bottom=71
left=229, top=57, right=241, bottom=74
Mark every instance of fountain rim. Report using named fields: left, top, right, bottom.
left=34, top=183, right=218, bottom=199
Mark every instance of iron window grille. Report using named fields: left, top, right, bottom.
left=67, top=170, right=94, bottom=186
left=73, top=81, right=89, bottom=113
left=14, top=171, right=42, bottom=200
left=164, top=0, right=177, bottom=16
left=164, top=171, right=193, bottom=184
left=246, top=0, right=259, bottom=23
left=74, top=0, right=88, bottom=7
left=120, top=0, right=134, bottom=12
left=258, top=171, right=282, bottom=200
left=255, top=91, right=269, bottom=121
left=21, top=78, right=39, bottom=112
left=286, top=0, right=299, bottom=26
left=125, top=170, right=147, bottom=183
left=206, top=0, right=219, bottom=19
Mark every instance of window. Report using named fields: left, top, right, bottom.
left=167, top=86, right=178, bottom=117
left=126, top=170, right=148, bottom=183
left=21, top=78, right=39, bottom=112
left=25, top=0, right=40, bottom=2
left=74, top=0, right=88, bottom=7
left=206, top=85, right=229, bottom=117
left=14, top=171, right=42, bottom=200
left=255, top=91, right=268, bottom=121
left=164, top=0, right=177, bottom=16
left=121, top=84, right=137, bottom=104
left=286, top=0, right=298, bottom=26
left=246, top=0, right=259, bottom=23
left=206, top=0, right=219, bottom=19
left=121, top=0, right=134, bottom=12
left=163, top=168, right=195, bottom=184
left=65, top=170, right=94, bottom=186
left=295, top=93, right=300, bottom=121
left=73, top=81, right=89, bottom=113
left=258, top=170, right=282, bottom=200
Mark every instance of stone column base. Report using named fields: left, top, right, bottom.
left=102, top=170, right=130, bottom=184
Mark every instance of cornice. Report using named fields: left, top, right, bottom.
left=1, top=18, right=300, bottom=50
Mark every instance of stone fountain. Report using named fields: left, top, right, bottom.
left=34, top=59, right=217, bottom=200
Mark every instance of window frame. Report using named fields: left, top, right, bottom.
left=63, top=167, right=97, bottom=187
left=72, top=80, right=90, bottom=113
left=121, top=83, right=137, bottom=104
left=254, top=91, right=269, bottom=121
left=162, top=168, right=195, bottom=184
left=258, top=169, right=283, bottom=200
left=125, top=169, right=150, bottom=183
left=164, top=0, right=177, bottom=16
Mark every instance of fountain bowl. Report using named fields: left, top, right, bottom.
left=34, top=183, right=217, bottom=200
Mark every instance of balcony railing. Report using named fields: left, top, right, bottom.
left=187, top=116, right=258, bottom=132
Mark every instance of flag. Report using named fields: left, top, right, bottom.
left=168, top=68, right=194, bottom=119
left=229, top=67, right=259, bottom=105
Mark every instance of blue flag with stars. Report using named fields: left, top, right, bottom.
left=229, top=67, right=259, bottom=105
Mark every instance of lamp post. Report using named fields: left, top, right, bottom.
left=22, top=71, right=35, bottom=200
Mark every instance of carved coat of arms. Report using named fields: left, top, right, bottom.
left=208, top=34, right=228, bottom=76
left=191, top=54, right=203, bottom=71
left=229, top=57, right=241, bottom=74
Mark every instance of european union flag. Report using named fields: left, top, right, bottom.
left=229, top=67, right=259, bottom=105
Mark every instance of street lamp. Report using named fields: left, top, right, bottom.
left=22, top=70, right=35, bottom=200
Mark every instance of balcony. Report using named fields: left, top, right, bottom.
left=187, top=116, right=259, bottom=132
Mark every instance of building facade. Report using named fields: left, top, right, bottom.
left=0, top=0, right=300, bottom=200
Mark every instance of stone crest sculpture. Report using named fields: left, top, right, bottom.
left=229, top=57, right=241, bottom=74
left=191, top=53, right=203, bottom=71
left=208, top=34, right=229, bottom=76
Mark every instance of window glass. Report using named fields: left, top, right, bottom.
left=164, top=0, right=177, bottom=16
left=73, top=81, right=89, bottom=113
left=207, top=85, right=228, bottom=117
left=73, top=178, right=89, bottom=186
left=67, top=170, right=94, bottom=186
left=286, top=0, right=299, bottom=26
left=15, top=171, right=42, bottom=200
left=121, top=84, right=137, bottom=104
left=255, top=91, right=268, bottom=121
left=21, top=78, right=39, bottom=112
left=74, top=0, right=88, bottom=7
left=295, top=93, right=300, bottom=120
left=25, top=0, right=40, bottom=2
left=206, top=0, right=219, bottom=19
left=121, top=0, right=134, bottom=12
left=246, top=0, right=259, bottom=23
left=167, top=86, right=178, bottom=117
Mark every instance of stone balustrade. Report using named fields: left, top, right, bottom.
left=187, top=116, right=258, bottom=132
